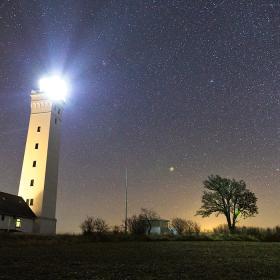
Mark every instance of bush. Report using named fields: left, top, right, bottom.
left=127, top=215, right=148, bottom=235
left=80, top=217, right=109, bottom=235
left=213, top=224, right=230, bottom=234
left=212, top=225, right=280, bottom=242
left=171, top=218, right=201, bottom=236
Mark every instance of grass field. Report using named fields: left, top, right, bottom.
left=1, top=238, right=280, bottom=279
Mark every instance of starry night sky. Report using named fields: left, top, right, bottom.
left=0, top=0, right=279, bottom=233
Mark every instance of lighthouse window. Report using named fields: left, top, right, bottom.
left=30, top=199, right=34, bottom=206
left=35, top=143, right=39, bottom=149
left=1, top=215, right=4, bottom=221
left=58, top=109, right=61, bottom=114
left=26, top=199, right=29, bottom=205
left=37, top=126, right=41, bottom=132
left=32, top=161, right=37, bottom=167
left=55, top=118, right=57, bottom=124
left=30, top=179, right=34, bottom=186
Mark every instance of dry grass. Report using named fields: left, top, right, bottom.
left=0, top=236, right=280, bottom=279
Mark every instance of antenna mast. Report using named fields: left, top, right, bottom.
left=124, top=167, right=128, bottom=233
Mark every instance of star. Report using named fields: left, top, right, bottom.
left=169, top=166, right=175, bottom=172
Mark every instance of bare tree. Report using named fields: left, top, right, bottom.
left=171, top=218, right=188, bottom=235
left=80, top=216, right=109, bottom=235
left=172, top=218, right=200, bottom=235
left=127, top=208, right=160, bottom=235
left=196, top=175, right=258, bottom=233
left=93, top=218, right=109, bottom=233
left=139, top=208, right=160, bottom=235
left=127, top=214, right=147, bottom=235
left=185, top=220, right=200, bottom=235
left=80, top=216, right=95, bottom=235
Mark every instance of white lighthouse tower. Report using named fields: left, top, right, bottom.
left=18, top=77, right=66, bottom=234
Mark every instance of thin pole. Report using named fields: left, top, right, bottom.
left=125, top=167, right=128, bottom=233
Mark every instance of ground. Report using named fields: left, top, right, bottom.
left=1, top=239, right=280, bottom=279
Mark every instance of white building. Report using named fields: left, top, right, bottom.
left=147, top=219, right=172, bottom=235
left=0, top=192, right=36, bottom=232
left=18, top=89, right=64, bottom=234
left=1, top=86, right=64, bottom=234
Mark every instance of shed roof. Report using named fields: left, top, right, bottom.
left=0, top=192, right=36, bottom=219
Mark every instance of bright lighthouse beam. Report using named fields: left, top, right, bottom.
left=39, top=76, right=68, bottom=101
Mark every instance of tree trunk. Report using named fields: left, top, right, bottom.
left=225, top=213, right=233, bottom=233
left=147, top=220, right=151, bottom=235
left=229, top=218, right=236, bottom=234
left=231, top=216, right=237, bottom=233
left=229, top=225, right=235, bottom=234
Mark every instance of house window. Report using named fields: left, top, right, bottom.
left=26, top=199, right=29, bottom=205
left=35, top=143, right=39, bottom=149
left=16, top=219, right=21, bottom=228
left=30, top=179, right=34, bottom=186
left=30, top=199, right=34, bottom=206
left=37, top=126, right=41, bottom=132
left=32, top=161, right=37, bottom=167
left=1, top=215, right=4, bottom=221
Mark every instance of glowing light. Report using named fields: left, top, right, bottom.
left=169, top=166, right=175, bottom=172
left=39, top=76, right=68, bottom=101
left=15, top=218, right=21, bottom=228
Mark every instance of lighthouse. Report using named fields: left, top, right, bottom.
left=18, top=76, right=66, bottom=234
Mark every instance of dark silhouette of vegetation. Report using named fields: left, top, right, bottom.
left=127, top=215, right=147, bottom=235
left=171, top=218, right=186, bottom=235
left=212, top=225, right=280, bottom=242
left=112, top=225, right=123, bottom=234
left=213, top=224, right=230, bottom=234
left=140, top=208, right=160, bottom=235
left=196, top=175, right=258, bottom=233
left=80, top=216, right=109, bottom=235
left=3, top=224, right=280, bottom=244
left=127, top=208, right=160, bottom=235
left=171, top=218, right=200, bottom=235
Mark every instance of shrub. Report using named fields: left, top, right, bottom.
left=80, top=217, right=109, bottom=235
left=213, top=224, right=230, bottom=234
left=112, top=225, right=124, bottom=234
left=171, top=218, right=201, bottom=236
left=127, top=215, right=147, bottom=235
left=212, top=225, right=280, bottom=242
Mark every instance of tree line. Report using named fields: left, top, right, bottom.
left=80, top=175, right=258, bottom=235
left=80, top=209, right=201, bottom=236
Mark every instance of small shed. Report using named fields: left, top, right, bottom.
left=148, top=219, right=171, bottom=235
left=0, top=192, right=36, bottom=233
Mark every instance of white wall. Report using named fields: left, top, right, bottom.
left=150, top=226, right=161, bottom=234
left=34, top=217, right=56, bottom=234
left=18, top=92, right=64, bottom=234
left=0, top=216, right=34, bottom=233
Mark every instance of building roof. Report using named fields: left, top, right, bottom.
left=0, top=192, right=36, bottom=219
